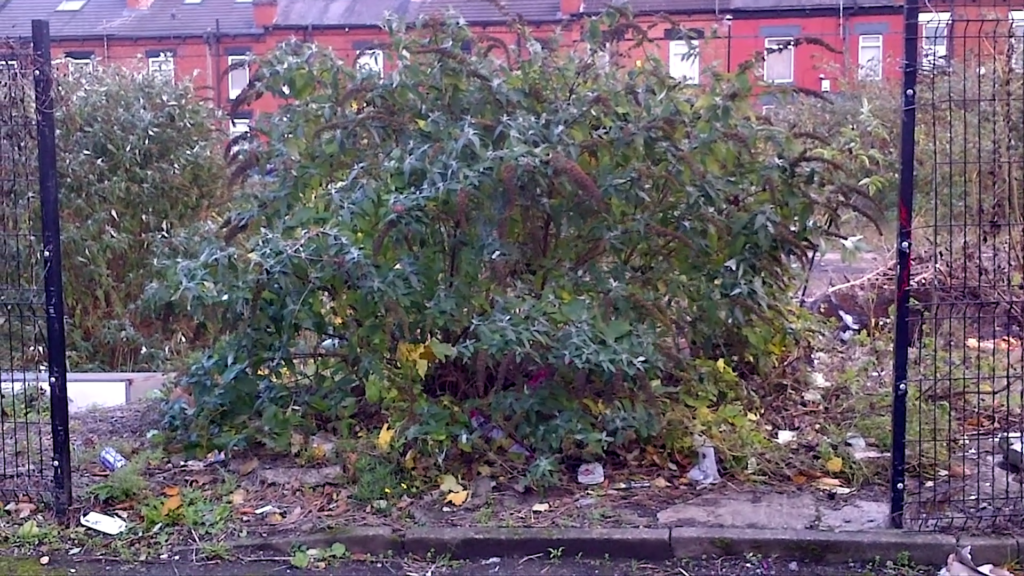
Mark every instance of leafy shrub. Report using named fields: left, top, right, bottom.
left=151, top=11, right=878, bottom=486
left=54, top=65, right=229, bottom=370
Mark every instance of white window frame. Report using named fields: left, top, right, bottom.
left=920, top=12, right=951, bottom=71
left=148, top=52, right=175, bottom=82
left=227, top=54, right=249, bottom=99
left=763, top=37, right=794, bottom=84
left=857, top=34, right=883, bottom=80
left=1011, top=11, right=1024, bottom=70
left=229, top=117, right=250, bottom=137
left=55, top=0, right=88, bottom=11
left=668, top=39, right=700, bottom=85
left=67, top=57, right=94, bottom=76
left=355, top=49, right=384, bottom=78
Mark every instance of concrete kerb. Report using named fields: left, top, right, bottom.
left=224, top=526, right=1021, bottom=566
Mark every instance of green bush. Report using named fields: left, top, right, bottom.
left=55, top=65, right=229, bottom=370
left=151, top=11, right=878, bottom=486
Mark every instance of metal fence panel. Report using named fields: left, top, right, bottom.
left=0, top=21, right=71, bottom=518
left=895, top=1, right=1024, bottom=532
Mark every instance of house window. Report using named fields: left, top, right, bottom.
left=229, top=117, right=250, bottom=137
left=1011, top=12, right=1024, bottom=70
left=668, top=39, right=699, bottom=84
left=355, top=50, right=384, bottom=78
left=764, top=37, right=794, bottom=84
left=67, top=57, right=94, bottom=76
left=148, top=52, right=175, bottom=82
left=920, top=12, right=951, bottom=71
left=227, top=54, right=249, bottom=99
left=55, top=0, right=88, bottom=10
left=858, top=35, right=883, bottom=80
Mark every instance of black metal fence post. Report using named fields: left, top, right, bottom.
left=31, top=19, right=71, bottom=520
left=891, top=0, right=920, bottom=530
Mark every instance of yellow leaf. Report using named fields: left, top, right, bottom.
left=230, top=489, right=247, bottom=505
left=746, top=412, right=759, bottom=421
left=826, top=457, right=843, bottom=474
left=444, top=490, right=469, bottom=506
left=415, top=358, right=429, bottom=379
left=438, top=474, right=463, bottom=493
left=161, top=495, right=183, bottom=517
left=377, top=423, right=396, bottom=452
left=716, top=358, right=726, bottom=372
left=163, top=486, right=180, bottom=497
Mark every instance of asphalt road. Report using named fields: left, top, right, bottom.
left=11, top=556, right=938, bottom=576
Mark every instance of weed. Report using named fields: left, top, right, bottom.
left=85, top=463, right=149, bottom=503
left=351, top=454, right=405, bottom=503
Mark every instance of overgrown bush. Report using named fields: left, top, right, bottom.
left=55, top=65, right=229, bottom=370
left=151, top=11, right=880, bottom=487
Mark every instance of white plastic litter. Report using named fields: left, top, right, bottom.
left=80, top=512, right=127, bottom=535
left=686, top=434, right=721, bottom=487
left=577, top=462, right=605, bottom=485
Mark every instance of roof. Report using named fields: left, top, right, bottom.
left=0, top=0, right=259, bottom=40
left=730, top=0, right=899, bottom=9
left=274, top=0, right=421, bottom=26
left=419, top=0, right=563, bottom=22
left=581, top=0, right=722, bottom=15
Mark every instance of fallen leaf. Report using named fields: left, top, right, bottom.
left=651, top=477, right=671, bottom=489
left=531, top=502, right=550, bottom=512
left=948, top=464, right=969, bottom=478
left=163, top=486, right=180, bottom=497
left=825, top=457, right=843, bottom=474
left=791, top=474, right=808, bottom=485
left=229, top=489, right=247, bottom=505
left=377, top=423, right=395, bottom=452
left=190, top=475, right=215, bottom=486
left=267, top=512, right=284, bottom=524
left=161, top=495, right=183, bottom=517
left=5, top=502, right=36, bottom=519
left=815, top=477, right=843, bottom=487
left=238, top=457, right=260, bottom=477
left=444, top=490, right=469, bottom=506
left=439, top=474, right=463, bottom=493
left=281, top=506, right=303, bottom=525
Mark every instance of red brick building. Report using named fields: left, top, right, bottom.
left=0, top=0, right=1014, bottom=121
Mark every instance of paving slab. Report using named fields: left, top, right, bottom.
left=656, top=492, right=818, bottom=530
left=819, top=500, right=890, bottom=531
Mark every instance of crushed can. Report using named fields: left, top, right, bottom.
left=99, top=447, right=128, bottom=472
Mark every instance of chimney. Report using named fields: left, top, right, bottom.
left=127, top=0, right=156, bottom=9
left=254, top=0, right=278, bottom=28
left=559, top=0, right=582, bottom=17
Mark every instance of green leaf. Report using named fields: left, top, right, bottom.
left=428, top=340, right=457, bottom=360
left=291, top=550, right=310, bottom=569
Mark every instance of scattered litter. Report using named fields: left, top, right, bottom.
left=254, top=505, right=282, bottom=515
left=98, top=447, right=128, bottom=472
left=813, top=478, right=855, bottom=496
left=687, top=435, right=721, bottom=487
left=184, top=450, right=226, bottom=470
left=845, top=433, right=867, bottom=451
left=577, top=462, right=605, bottom=485
left=651, top=477, right=671, bottom=489
left=38, top=556, right=49, bottom=566
left=469, top=410, right=532, bottom=457
left=531, top=502, right=551, bottom=512
left=942, top=545, right=1016, bottom=576
left=576, top=497, right=597, bottom=508
left=609, top=480, right=651, bottom=490
left=482, top=558, right=501, bottom=565
left=998, top=433, right=1024, bottom=469
left=775, top=430, right=798, bottom=445
left=80, top=511, right=127, bottom=535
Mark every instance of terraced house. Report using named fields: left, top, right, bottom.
left=0, top=0, right=1011, bottom=121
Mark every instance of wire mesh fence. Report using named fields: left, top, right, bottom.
left=0, top=22, right=70, bottom=517
left=895, top=4, right=1024, bottom=532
